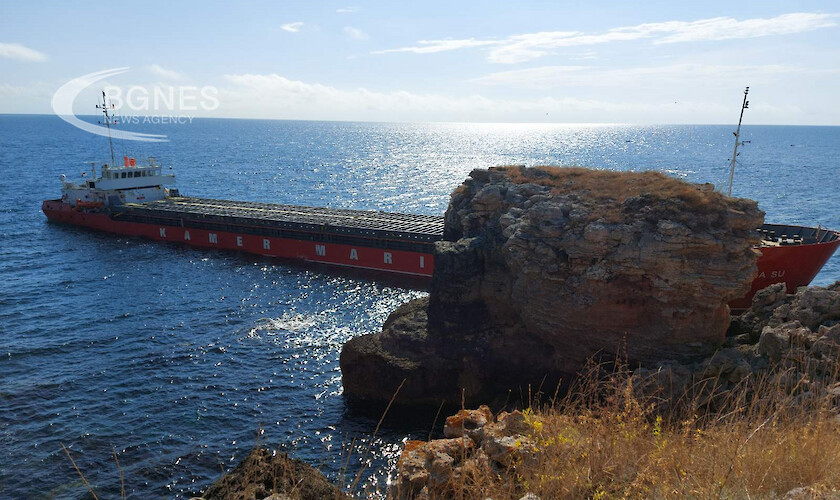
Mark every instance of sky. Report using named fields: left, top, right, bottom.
left=1, top=0, right=838, bottom=124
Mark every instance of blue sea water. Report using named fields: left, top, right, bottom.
left=0, top=115, right=838, bottom=498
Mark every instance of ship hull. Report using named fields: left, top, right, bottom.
left=729, top=223, right=840, bottom=310
left=42, top=200, right=434, bottom=277
left=42, top=201, right=839, bottom=309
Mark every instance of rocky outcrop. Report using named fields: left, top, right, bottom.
left=391, top=283, right=840, bottom=498
left=632, top=281, right=840, bottom=411
left=199, top=447, right=348, bottom=500
left=393, top=406, right=539, bottom=500
left=342, top=166, right=765, bottom=406
left=730, top=281, right=840, bottom=343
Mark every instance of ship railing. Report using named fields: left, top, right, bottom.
left=120, top=203, right=442, bottom=236
left=118, top=210, right=437, bottom=252
left=758, top=224, right=840, bottom=245
left=135, top=197, right=445, bottom=240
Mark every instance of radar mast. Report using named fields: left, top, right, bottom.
left=727, top=86, right=751, bottom=197
left=96, top=91, right=117, bottom=166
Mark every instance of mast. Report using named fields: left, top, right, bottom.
left=727, top=86, right=750, bottom=197
left=96, top=90, right=117, bottom=166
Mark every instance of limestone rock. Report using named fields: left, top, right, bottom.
left=748, top=283, right=840, bottom=375
left=394, top=437, right=479, bottom=498
left=200, top=447, right=347, bottom=500
left=758, top=322, right=796, bottom=362
left=342, top=166, right=764, bottom=406
left=483, top=433, right=538, bottom=468
left=783, top=486, right=840, bottom=500
left=393, top=407, right=539, bottom=499
left=634, top=281, right=840, bottom=412
left=769, top=286, right=840, bottom=330
left=739, top=282, right=840, bottom=340
left=443, top=405, right=493, bottom=443
left=340, top=298, right=449, bottom=406
left=752, top=282, right=789, bottom=313
left=731, top=282, right=789, bottom=341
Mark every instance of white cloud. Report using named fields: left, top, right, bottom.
left=336, top=6, right=357, bottom=13
left=344, top=27, right=369, bottom=40
left=470, top=66, right=589, bottom=88
left=281, top=22, right=304, bottom=33
left=218, top=71, right=758, bottom=125
left=655, top=12, right=838, bottom=43
left=0, top=83, right=34, bottom=95
left=146, top=64, right=183, bottom=80
left=373, top=38, right=498, bottom=55
left=569, top=51, right=599, bottom=61
left=0, top=81, right=57, bottom=113
left=0, top=42, right=47, bottom=62
left=375, top=12, right=837, bottom=64
left=220, top=72, right=625, bottom=120
left=61, top=70, right=826, bottom=124
left=471, top=63, right=795, bottom=89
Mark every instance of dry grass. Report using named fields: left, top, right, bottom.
left=428, top=362, right=840, bottom=500
left=493, top=165, right=724, bottom=223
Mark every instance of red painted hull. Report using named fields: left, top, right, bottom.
left=729, top=236, right=840, bottom=310
left=42, top=200, right=839, bottom=309
left=42, top=200, right=434, bottom=277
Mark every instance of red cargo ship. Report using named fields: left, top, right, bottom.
left=43, top=94, right=441, bottom=277
left=42, top=195, right=441, bottom=277
left=42, top=92, right=839, bottom=306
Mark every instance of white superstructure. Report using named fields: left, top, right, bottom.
left=59, top=91, right=177, bottom=208
left=60, top=156, right=176, bottom=207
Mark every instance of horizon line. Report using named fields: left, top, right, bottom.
left=1, top=112, right=838, bottom=128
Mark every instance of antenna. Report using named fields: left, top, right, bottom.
left=727, top=86, right=750, bottom=197
left=96, top=90, right=117, bottom=166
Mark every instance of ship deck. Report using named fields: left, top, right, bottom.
left=116, top=196, right=445, bottom=242
left=759, top=223, right=840, bottom=246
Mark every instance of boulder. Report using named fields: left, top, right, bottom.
left=729, top=282, right=788, bottom=341
left=758, top=322, right=796, bottom=362
left=395, top=437, right=480, bottom=498
left=393, top=407, right=540, bottom=499
left=443, top=405, right=494, bottom=442
left=782, top=486, right=840, bottom=500
left=768, top=285, right=840, bottom=330
left=342, top=166, right=764, bottom=406
left=633, top=281, right=840, bottom=412
left=199, top=447, right=347, bottom=500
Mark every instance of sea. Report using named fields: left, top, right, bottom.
left=1, top=115, right=838, bottom=499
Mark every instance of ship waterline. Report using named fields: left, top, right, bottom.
left=42, top=197, right=439, bottom=277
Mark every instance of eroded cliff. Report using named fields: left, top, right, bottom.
left=341, top=166, right=764, bottom=406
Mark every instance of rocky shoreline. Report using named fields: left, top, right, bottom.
left=194, top=167, right=839, bottom=499
left=196, top=281, right=840, bottom=499
left=390, top=280, right=840, bottom=500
